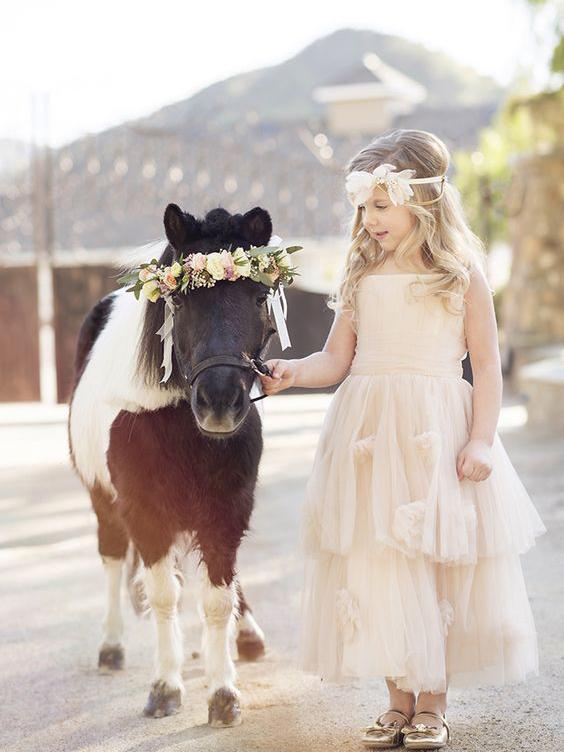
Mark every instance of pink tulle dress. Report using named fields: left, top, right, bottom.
left=298, top=272, right=547, bottom=693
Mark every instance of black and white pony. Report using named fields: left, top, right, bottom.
left=68, top=204, right=279, bottom=726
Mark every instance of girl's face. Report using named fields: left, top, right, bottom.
left=359, top=186, right=416, bottom=251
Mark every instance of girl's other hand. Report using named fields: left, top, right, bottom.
left=259, top=359, right=297, bottom=395
left=456, top=439, right=493, bottom=482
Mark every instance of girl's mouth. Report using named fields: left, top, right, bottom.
left=375, top=231, right=388, bottom=238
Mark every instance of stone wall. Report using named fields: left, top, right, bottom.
left=502, top=150, right=564, bottom=372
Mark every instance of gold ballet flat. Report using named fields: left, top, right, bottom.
left=401, top=710, right=450, bottom=749
left=361, top=709, right=412, bottom=748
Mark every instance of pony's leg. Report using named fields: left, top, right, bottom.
left=197, top=557, right=241, bottom=728
left=142, top=551, right=184, bottom=717
left=235, top=581, right=266, bottom=661
left=91, top=484, right=128, bottom=670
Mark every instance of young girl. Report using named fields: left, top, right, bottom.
left=258, top=129, right=547, bottom=749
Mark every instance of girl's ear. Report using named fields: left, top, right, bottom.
left=241, top=207, right=272, bottom=247
left=163, top=204, right=200, bottom=251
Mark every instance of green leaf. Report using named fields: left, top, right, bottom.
left=285, top=245, right=303, bottom=253
left=257, top=271, right=275, bottom=286
left=134, top=287, right=141, bottom=300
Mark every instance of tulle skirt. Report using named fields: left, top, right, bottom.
left=298, top=373, right=547, bottom=692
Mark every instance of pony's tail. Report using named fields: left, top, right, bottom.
left=126, top=544, right=150, bottom=618
left=125, top=542, right=186, bottom=618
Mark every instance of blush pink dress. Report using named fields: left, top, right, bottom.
left=298, top=272, right=546, bottom=693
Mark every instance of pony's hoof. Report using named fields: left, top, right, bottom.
left=143, top=681, right=182, bottom=718
left=208, top=688, right=242, bottom=727
left=236, top=630, right=265, bottom=661
left=98, top=645, right=124, bottom=671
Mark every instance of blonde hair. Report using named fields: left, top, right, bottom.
left=328, top=129, right=487, bottom=332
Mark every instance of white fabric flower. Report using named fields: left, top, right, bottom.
left=345, top=163, right=417, bottom=207
left=438, top=599, right=455, bottom=637
left=354, top=434, right=377, bottom=459
left=392, top=500, right=427, bottom=550
left=413, top=430, right=441, bottom=464
left=335, top=588, right=360, bottom=643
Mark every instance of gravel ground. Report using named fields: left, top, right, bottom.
left=0, top=394, right=562, bottom=752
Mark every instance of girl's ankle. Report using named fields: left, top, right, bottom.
left=387, top=700, right=415, bottom=717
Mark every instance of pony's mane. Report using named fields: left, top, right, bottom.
left=136, top=242, right=183, bottom=390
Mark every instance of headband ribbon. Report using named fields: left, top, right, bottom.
left=345, top=163, right=447, bottom=208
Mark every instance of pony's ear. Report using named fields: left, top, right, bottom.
left=241, top=207, right=272, bottom=247
left=163, top=204, right=200, bottom=250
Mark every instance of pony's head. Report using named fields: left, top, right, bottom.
left=138, top=203, right=278, bottom=437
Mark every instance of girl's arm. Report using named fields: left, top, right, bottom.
left=456, top=266, right=502, bottom=481
left=260, top=309, right=357, bottom=392
left=465, top=266, right=503, bottom=444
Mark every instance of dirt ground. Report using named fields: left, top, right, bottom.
left=0, top=394, right=562, bottom=751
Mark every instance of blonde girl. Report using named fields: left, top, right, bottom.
left=259, top=129, right=545, bottom=749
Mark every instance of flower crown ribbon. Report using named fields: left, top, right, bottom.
left=345, top=162, right=447, bottom=208
left=119, top=235, right=301, bottom=385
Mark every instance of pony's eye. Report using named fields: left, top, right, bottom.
left=256, top=294, right=268, bottom=307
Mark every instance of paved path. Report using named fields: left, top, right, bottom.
left=0, top=395, right=561, bottom=751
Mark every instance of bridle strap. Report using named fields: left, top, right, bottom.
left=185, top=339, right=273, bottom=402
left=189, top=355, right=255, bottom=384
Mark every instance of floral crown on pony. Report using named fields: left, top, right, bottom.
left=345, top=162, right=447, bottom=208
left=119, top=238, right=302, bottom=303
left=118, top=235, right=302, bottom=384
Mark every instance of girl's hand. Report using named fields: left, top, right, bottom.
left=258, top=359, right=297, bottom=395
left=456, top=439, right=493, bottom=482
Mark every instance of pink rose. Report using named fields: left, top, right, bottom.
left=139, top=267, right=155, bottom=282
left=163, top=272, right=177, bottom=290
left=190, top=253, right=206, bottom=272
left=220, top=249, right=237, bottom=280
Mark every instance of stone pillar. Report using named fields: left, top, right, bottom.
left=502, top=150, right=564, bottom=378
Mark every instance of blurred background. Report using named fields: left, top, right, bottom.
left=1, top=5, right=564, bottom=750
left=0, top=0, right=562, bottom=418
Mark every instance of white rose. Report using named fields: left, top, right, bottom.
left=276, top=249, right=292, bottom=269
left=142, top=279, right=161, bottom=302
left=232, top=247, right=251, bottom=276
left=205, top=252, right=226, bottom=280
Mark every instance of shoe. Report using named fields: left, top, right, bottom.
left=361, top=708, right=412, bottom=748
left=401, top=710, right=450, bottom=749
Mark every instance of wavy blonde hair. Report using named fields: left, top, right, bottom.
left=328, top=129, right=487, bottom=332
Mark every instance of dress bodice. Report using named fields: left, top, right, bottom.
left=349, top=273, right=468, bottom=379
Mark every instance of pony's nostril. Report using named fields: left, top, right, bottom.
left=229, top=389, right=244, bottom=409
left=196, top=385, right=211, bottom=408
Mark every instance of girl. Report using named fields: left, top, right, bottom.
left=258, top=129, right=547, bottom=749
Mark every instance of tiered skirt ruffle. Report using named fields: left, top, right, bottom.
left=298, top=374, right=546, bottom=692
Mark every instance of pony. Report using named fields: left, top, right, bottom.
left=68, top=203, right=279, bottom=726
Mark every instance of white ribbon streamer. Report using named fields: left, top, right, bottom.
left=156, top=297, right=175, bottom=383
left=267, top=283, right=291, bottom=350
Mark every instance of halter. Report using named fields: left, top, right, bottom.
left=184, top=338, right=273, bottom=403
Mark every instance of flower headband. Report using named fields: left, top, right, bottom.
left=345, top=162, right=447, bottom=208
left=118, top=236, right=302, bottom=383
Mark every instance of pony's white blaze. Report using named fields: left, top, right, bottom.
left=69, top=258, right=183, bottom=493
